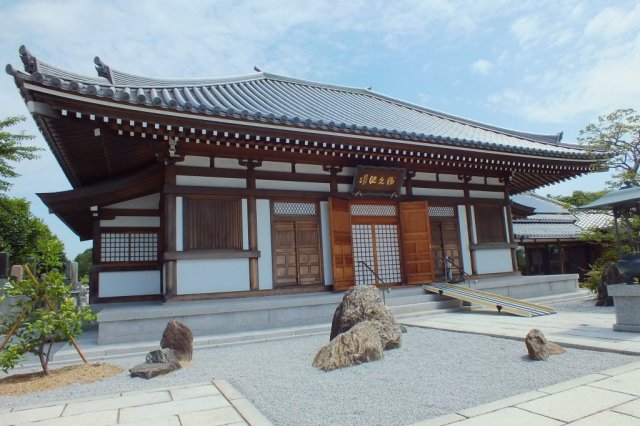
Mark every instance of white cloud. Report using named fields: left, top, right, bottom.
left=471, top=59, right=493, bottom=75
left=584, top=3, right=640, bottom=40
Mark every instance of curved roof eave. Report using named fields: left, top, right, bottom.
left=6, top=46, right=608, bottom=162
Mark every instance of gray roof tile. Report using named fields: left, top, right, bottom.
left=6, top=46, right=607, bottom=160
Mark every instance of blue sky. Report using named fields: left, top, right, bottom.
left=1, top=0, right=639, bottom=258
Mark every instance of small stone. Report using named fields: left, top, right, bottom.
left=313, top=321, right=384, bottom=371
left=146, top=348, right=179, bottom=364
left=130, top=361, right=180, bottom=379
left=548, top=342, right=566, bottom=355
left=160, top=320, right=194, bottom=361
left=525, top=328, right=549, bottom=361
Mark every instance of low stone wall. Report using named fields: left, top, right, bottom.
left=474, top=274, right=579, bottom=299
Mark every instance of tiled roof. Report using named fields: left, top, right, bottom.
left=513, top=222, right=584, bottom=239
left=5, top=46, right=605, bottom=160
left=573, top=210, right=614, bottom=230
left=580, top=183, right=640, bottom=209
left=511, top=193, right=568, bottom=214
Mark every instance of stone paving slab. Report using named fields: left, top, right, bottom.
left=414, top=364, right=640, bottom=426
left=2, top=380, right=271, bottom=426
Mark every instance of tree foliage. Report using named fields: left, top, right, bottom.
left=578, top=108, right=640, bottom=186
left=74, top=248, right=92, bottom=282
left=548, top=190, right=608, bottom=208
left=0, top=196, right=66, bottom=271
left=0, top=268, right=96, bottom=374
left=0, top=116, right=41, bottom=192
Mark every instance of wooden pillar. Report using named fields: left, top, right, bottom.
left=404, top=171, right=415, bottom=196
left=324, top=165, right=343, bottom=194
left=241, top=159, right=261, bottom=291
left=163, top=163, right=178, bottom=299
left=90, top=219, right=100, bottom=304
left=502, top=174, right=518, bottom=273
left=558, top=239, right=565, bottom=274
left=460, top=174, right=477, bottom=275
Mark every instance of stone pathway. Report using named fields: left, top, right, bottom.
left=410, top=361, right=640, bottom=425
left=0, top=379, right=272, bottom=426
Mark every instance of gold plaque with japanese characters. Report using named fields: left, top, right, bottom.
left=352, top=166, right=406, bottom=197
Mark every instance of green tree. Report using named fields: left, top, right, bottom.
left=0, top=197, right=66, bottom=269
left=578, top=108, right=640, bottom=186
left=0, top=268, right=96, bottom=374
left=548, top=190, right=608, bottom=208
left=74, top=248, right=92, bottom=282
left=0, top=115, right=41, bottom=192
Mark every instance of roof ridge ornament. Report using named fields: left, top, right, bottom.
left=19, top=45, right=38, bottom=73
left=94, top=56, right=114, bottom=83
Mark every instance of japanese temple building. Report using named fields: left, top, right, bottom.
left=7, top=46, right=608, bottom=304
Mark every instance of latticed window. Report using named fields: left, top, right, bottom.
left=475, top=205, right=506, bottom=243
left=351, top=204, right=397, bottom=217
left=183, top=197, right=242, bottom=250
left=100, top=231, right=158, bottom=263
left=273, top=201, right=317, bottom=216
left=429, top=206, right=455, bottom=218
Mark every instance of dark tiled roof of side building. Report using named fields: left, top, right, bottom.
left=6, top=45, right=607, bottom=161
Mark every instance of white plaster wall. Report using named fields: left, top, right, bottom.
left=486, top=177, right=501, bottom=185
left=214, top=157, right=244, bottom=169
left=337, top=184, right=351, bottom=193
left=177, top=259, right=250, bottom=294
left=256, top=180, right=330, bottom=192
left=178, top=155, right=210, bottom=167
left=176, top=175, right=246, bottom=188
left=320, top=201, right=333, bottom=286
left=413, top=188, right=464, bottom=197
left=260, top=161, right=291, bottom=172
left=106, top=193, right=159, bottom=209
left=438, top=174, right=459, bottom=183
left=176, top=196, right=183, bottom=251
left=257, top=199, right=273, bottom=290
left=339, top=167, right=356, bottom=176
left=414, top=172, right=437, bottom=181
left=457, top=206, right=473, bottom=276
left=99, top=271, right=161, bottom=297
left=242, top=199, right=249, bottom=250
left=100, top=217, right=160, bottom=227
left=468, top=190, right=505, bottom=199
left=475, top=249, right=513, bottom=274
left=295, top=164, right=325, bottom=174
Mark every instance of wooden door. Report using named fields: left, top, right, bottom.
left=273, top=221, right=322, bottom=287
left=273, top=222, right=298, bottom=286
left=431, top=219, right=462, bottom=280
left=296, top=222, right=322, bottom=285
left=399, top=201, right=434, bottom=284
left=329, top=198, right=355, bottom=290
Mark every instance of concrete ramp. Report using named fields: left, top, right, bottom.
left=423, top=283, right=556, bottom=317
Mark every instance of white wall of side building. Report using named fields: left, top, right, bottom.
left=99, top=271, right=161, bottom=297
left=456, top=205, right=473, bottom=275
left=475, top=249, right=513, bottom=274
left=320, top=201, right=333, bottom=287
left=257, top=199, right=273, bottom=290
left=177, top=259, right=250, bottom=294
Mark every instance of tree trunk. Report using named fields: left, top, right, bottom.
left=37, top=343, right=49, bottom=375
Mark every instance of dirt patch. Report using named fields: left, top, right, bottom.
left=0, top=363, right=123, bottom=396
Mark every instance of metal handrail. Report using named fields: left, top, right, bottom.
left=440, top=256, right=476, bottom=287
left=356, top=261, right=390, bottom=304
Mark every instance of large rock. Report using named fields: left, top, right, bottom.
left=547, top=342, right=566, bottom=355
left=160, top=320, right=194, bottom=361
left=313, top=321, right=384, bottom=371
left=330, top=285, right=402, bottom=350
left=525, top=329, right=549, bottom=361
left=598, top=262, right=623, bottom=306
left=130, top=361, right=180, bottom=379
left=146, top=348, right=179, bottom=364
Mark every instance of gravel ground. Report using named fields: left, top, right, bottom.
left=0, top=293, right=634, bottom=425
